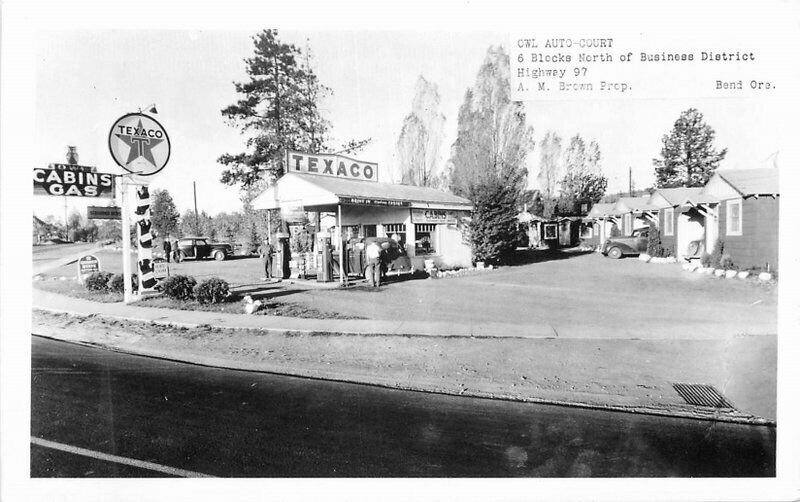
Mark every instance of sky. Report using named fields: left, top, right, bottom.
left=30, top=28, right=795, bottom=223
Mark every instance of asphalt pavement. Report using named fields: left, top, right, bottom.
left=31, top=336, right=776, bottom=477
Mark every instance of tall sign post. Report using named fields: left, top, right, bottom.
left=109, top=111, right=171, bottom=303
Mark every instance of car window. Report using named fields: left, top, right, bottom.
left=196, top=239, right=208, bottom=246
left=178, top=239, right=192, bottom=246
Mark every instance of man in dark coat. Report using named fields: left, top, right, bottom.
left=163, top=239, right=172, bottom=263
left=258, top=239, right=274, bottom=280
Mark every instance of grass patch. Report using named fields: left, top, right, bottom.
left=33, top=278, right=123, bottom=303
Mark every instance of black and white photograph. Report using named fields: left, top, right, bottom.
left=2, top=1, right=799, bottom=501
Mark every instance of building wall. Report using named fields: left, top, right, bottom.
left=717, top=196, right=779, bottom=271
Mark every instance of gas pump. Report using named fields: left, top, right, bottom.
left=317, top=231, right=333, bottom=282
left=274, top=232, right=291, bottom=279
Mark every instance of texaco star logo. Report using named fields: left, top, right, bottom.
left=108, top=113, right=171, bottom=176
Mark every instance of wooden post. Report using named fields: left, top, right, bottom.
left=120, top=177, right=133, bottom=304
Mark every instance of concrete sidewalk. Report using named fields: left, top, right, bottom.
left=32, top=288, right=773, bottom=340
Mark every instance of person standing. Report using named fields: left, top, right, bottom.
left=259, top=239, right=274, bottom=281
left=365, top=240, right=382, bottom=287
left=162, top=238, right=172, bottom=263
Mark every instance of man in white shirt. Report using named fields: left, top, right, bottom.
left=365, top=240, right=382, bottom=287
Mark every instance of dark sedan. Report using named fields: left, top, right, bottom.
left=602, top=228, right=649, bottom=259
left=175, top=237, right=233, bottom=262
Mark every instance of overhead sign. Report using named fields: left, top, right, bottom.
left=411, top=209, right=465, bottom=225
left=76, top=255, right=100, bottom=284
left=49, top=163, right=96, bottom=173
left=286, top=150, right=378, bottom=182
left=33, top=168, right=115, bottom=197
left=88, top=205, right=122, bottom=220
left=340, top=197, right=409, bottom=207
left=109, top=113, right=171, bottom=176
left=280, top=199, right=306, bottom=223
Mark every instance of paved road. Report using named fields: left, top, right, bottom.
left=31, top=336, right=775, bottom=477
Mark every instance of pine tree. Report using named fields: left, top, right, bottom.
left=653, top=108, right=727, bottom=188
left=219, top=30, right=331, bottom=188
left=150, top=189, right=180, bottom=239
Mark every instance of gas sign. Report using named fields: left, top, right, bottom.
left=33, top=168, right=115, bottom=197
left=109, top=113, right=171, bottom=176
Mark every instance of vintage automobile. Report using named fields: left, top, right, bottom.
left=174, top=237, right=233, bottom=262
left=346, top=237, right=413, bottom=276
left=602, top=227, right=649, bottom=259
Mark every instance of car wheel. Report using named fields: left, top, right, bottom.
left=607, top=247, right=623, bottom=259
left=214, top=250, right=226, bottom=261
left=175, top=251, right=185, bottom=263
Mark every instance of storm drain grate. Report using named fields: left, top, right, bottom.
left=672, top=383, right=735, bottom=409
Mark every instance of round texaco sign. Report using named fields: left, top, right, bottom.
left=108, top=113, right=171, bottom=176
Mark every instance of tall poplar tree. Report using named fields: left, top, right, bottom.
left=395, top=75, right=446, bottom=187
left=447, top=46, right=534, bottom=200
left=653, top=108, right=727, bottom=188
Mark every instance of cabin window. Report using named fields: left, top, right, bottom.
left=580, top=223, right=593, bottom=239
left=664, top=208, right=674, bottom=236
left=543, top=224, right=557, bottom=240
left=726, top=199, right=742, bottom=236
left=415, top=224, right=437, bottom=255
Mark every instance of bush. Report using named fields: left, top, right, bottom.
left=720, top=253, right=735, bottom=269
left=193, top=277, right=230, bottom=304
left=84, top=271, right=113, bottom=291
left=162, top=274, right=197, bottom=301
left=108, top=273, right=139, bottom=293
left=468, top=175, right=520, bottom=265
left=646, top=222, right=662, bottom=256
left=700, top=252, right=712, bottom=268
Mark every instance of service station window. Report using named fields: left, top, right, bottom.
left=415, top=224, right=436, bottom=255
left=384, top=223, right=406, bottom=249
left=726, top=199, right=742, bottom=236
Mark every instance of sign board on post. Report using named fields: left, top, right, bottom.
left=153, top=258, right=169, bottom=280
left=340, top=197, right=409, bottom=207
left=87, top=206, right=122, bottom=220
left=411, top=209, right=465, bottom=225
left=76, top=255, right=100, bottom=284
left=33, top=169, right=115, bottom=198
left=285, top=150, right=378, bottom=182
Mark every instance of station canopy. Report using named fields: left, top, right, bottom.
left=251, top=173, right=473, bottom=212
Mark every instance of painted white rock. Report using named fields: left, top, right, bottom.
left=725, top=270, right=738, bottom=279
left=759, top=272, right=772, bottom=281
left=704, top=268, right=714, bottom=274
left=737, top=271, right=750, bottom=279
left=667, top=257, right=677, bottom=263
left=639, top=254, right=651, bottom=262
left=714, top=269, right=725, bottom=277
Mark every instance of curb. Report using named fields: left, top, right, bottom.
left=32, top=309, right=775, bottom=427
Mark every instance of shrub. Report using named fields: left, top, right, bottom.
left=193, top=277, right=230, bottom=304
left=646, top=222, right=662, bottom=256
left=162, top=274, right=197, bottom=301
left=720, top=253, right=735, bottom=269
left=108, top=273, right=139, bottom=293
left=700, top=252, right=712, bottom=268
left=84, top=271, right=113, bottom=291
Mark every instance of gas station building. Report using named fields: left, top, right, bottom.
left=251, top=152, right=473, bottom=281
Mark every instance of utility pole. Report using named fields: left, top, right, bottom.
left=628, top=167, right=633, bottom=197
left=193, top=181, right=199, bottom=233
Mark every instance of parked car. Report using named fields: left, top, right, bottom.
left=175, top=237, right=233, bottom=262
left=602, top=228, right=649, bottom=259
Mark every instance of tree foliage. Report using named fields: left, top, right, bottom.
left=653, top=108, right=727, bottom=188
left=395, top=75, right=446, bottom=187
left=447, top=46, right=534, bottom=199
left=219, top=30, right=369, bottom=189
left=557, top=135, right=608, bottom=214
left=150, top=189, right=180, bottom=239
left=468, top=173, right=521, bottom=265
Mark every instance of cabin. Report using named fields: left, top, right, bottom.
left=612, top=196, right=659, bottom=235
left=701, top=168, right=779, bottom=271
left=647, top=187, right=706, bottom=259
left=585, top=203, right=620, bottom=249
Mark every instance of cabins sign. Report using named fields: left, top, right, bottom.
left=286, top=150, right=378, bottom=182
left=33, top=168, right=115, bottom=197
